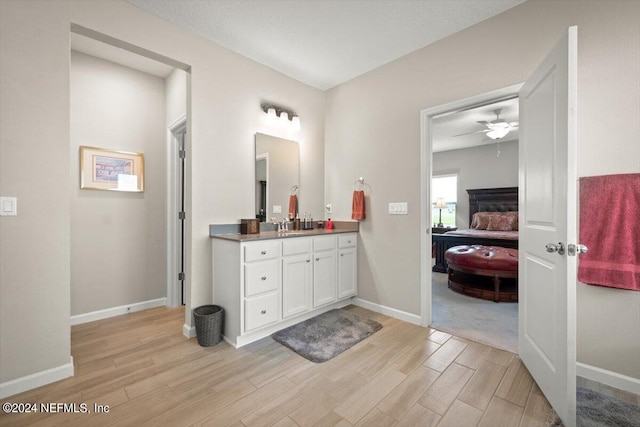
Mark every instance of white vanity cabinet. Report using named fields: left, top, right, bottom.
left=282, top=238, right=312, bottom=318
left=338, top=233, right=358, bottom=299
left=212, top=231, right=357, bottom=347
left=312, top=236, right=337, bottom=307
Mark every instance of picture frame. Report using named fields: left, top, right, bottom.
left=80, top=146, right=144, bottom=192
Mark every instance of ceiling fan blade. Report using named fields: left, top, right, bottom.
left=452, top=129, right=488, bottom=137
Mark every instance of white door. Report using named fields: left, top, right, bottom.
left=519, top=26, right=578, bottom=427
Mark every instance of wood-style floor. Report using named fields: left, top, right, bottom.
left=1, top=305, right=556, bottom=427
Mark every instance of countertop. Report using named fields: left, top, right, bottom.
left=210, top=224, right=358, bottom=242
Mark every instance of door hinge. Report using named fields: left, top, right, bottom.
left=178, top=272, right=185, bottom=281
left=178, top=211, right=186, bottom=220
left=179, top=150, right=186, bottom=159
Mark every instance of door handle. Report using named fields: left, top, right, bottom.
left=568, top=244, right=588, bottom=256
left=545, top=242, right=565, bottom=255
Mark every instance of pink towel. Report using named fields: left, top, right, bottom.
left=288, top=194, right=298, bottom=219
left=578, top=173, right=640, bottom=291
left=352, top=190, right=365, bottom=220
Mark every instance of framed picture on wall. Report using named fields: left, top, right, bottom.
left=80, top=146, right=144, bottom=192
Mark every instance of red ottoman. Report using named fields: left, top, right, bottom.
left=444, top=245, right=519, bottom=302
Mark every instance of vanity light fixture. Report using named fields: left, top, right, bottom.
left=261, top=103, right=300, bottom=131
left=291, top=115, right=301, bottom=131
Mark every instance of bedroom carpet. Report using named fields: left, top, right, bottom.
left=432, top=272, right=518, bottom=353
left=272, top=308, right=382, bottom=363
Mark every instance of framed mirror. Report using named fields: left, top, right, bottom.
left=255, top=133, right=299, bottom=222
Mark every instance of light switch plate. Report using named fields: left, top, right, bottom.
left=326, top=204, right=332, bottom=214
left=273, top=205, right=282, bottom=214
left=388, top=202, right=408, bottom=215
left=0, top=197, right=17, bottom=216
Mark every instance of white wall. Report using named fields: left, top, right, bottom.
left=0, top=0, right=325, bottom=388
left=433, top=140, right=518, bottom=229
left=325, top=0, right=639, bottom=379
left=0, top=0, right=71, bottom=384
left=70, top=51, right=167, bottom=315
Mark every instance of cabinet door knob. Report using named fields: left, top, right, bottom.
left=340, top=254, right=344, bottom=257
left=315, top=257, right=320, bottom=261
left=261, top=276, right=267, bottom=280
left=260, top=250, right=267, bottom=255
left=261, top=310, right=267, bottom=314
left=306, top=259, right=310, bottom=263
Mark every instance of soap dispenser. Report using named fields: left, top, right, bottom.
left=326, top=218, right=333, bottom=230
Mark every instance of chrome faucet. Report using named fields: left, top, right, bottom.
left=281, top=217, right=290, bottom=232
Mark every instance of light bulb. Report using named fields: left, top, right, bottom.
left=267, top=107, right=277, bottom=120
left=291, top=115, right=301, bottom=131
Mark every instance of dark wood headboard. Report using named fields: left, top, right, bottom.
left=467, top=187, right=518, bottom=225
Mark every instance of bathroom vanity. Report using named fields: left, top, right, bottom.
left=211, top=229, right=358, bottom=347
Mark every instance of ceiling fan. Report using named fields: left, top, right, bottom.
left=453, top=109, right=519, bottom=140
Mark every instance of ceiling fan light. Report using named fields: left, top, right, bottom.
left=487, top=127, right=510, bottom=140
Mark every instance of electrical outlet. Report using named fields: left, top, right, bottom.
left=273, top=205, right=281, bottom=214
left=326, top=204, right=332, bottom=214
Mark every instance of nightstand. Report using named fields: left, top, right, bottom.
left=432, top=227, right=457, bottom=234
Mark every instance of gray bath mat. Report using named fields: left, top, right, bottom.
left=545, top=387, right=639, bottom=426
left=272, top=309, right=382, bottom=363
left=575, top=386, right=639, bottom=426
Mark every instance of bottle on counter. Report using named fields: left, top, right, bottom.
left=326, top=218, right=333, bottom=230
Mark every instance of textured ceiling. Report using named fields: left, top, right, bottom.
left=125, top=0, right=526, bottom=90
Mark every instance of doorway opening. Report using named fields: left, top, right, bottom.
left=69, top=24, right=191, bottom=322
left=420, top=84, right=523, bottom=353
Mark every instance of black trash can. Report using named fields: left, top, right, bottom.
left=193, top=305, right=223, bottom=347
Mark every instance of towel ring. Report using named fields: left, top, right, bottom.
left=289, top=185, right=299, bottom=195
left=353, top=177, right=366, bottom=191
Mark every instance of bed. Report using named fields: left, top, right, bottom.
left=432, top=187, right=519, bottom=273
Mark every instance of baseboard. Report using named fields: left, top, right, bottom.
left=577, top=362, right=640, bottom=395
left=183, top=323, right=196, bottom=339
left=352, top=297, right=422, bottom=325
left=0, top=357, right=74, bottom=399
left=70, top=298, right=167, bottom=325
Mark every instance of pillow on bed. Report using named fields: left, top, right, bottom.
left=487, top=214, right=517, bottom=231
left=471, top=212, right=494, bottom=230
left=472, top=211, right=518, bottom=230
left=505, top=211, right=519, bottom=231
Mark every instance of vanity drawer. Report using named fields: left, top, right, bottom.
left=244, top=292, right=278, bottom=331
left=338, top=234, right=357, bottom=249
left=313, top=235, right=336, bottom=252
left=282, top=237, right=311, bottom=257
left=245, top=260, right=279, bottom=297
left=244, top=241, right=280, bottom=262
